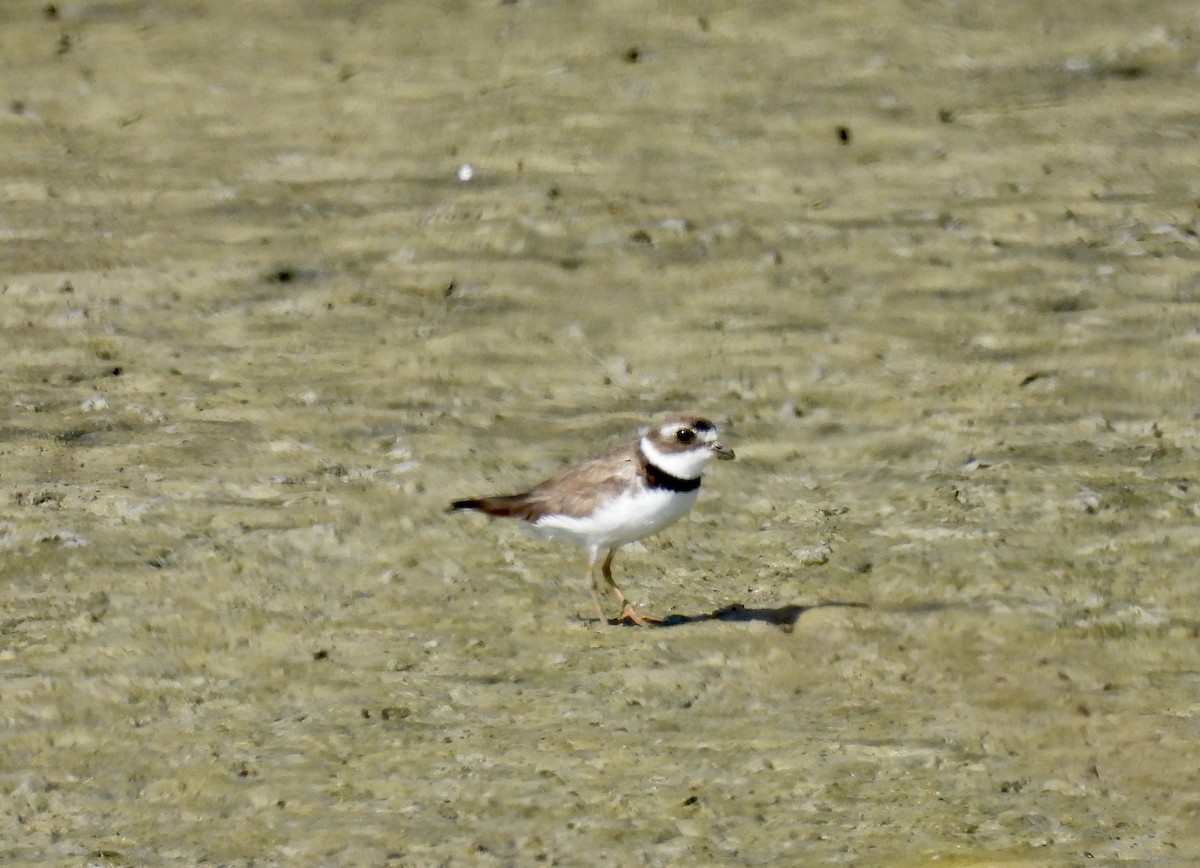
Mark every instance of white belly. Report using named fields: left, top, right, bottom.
left=527, top=487, right=699, bottom=550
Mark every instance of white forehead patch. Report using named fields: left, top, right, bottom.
left=656, top=421, right=718, bottom=445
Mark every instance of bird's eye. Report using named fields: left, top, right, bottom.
left=675, top=428, right=695, bottom=443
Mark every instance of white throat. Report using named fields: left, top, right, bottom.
left=640, top=436, right=710, bottom=481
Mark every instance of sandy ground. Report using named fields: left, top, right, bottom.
left=3, top=0, right=1200, bottom=864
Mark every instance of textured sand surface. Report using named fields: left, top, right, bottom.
left=3, top=1, right=1199, bottom=864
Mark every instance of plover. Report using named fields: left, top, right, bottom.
left=449, top=415, right=735, bottom=626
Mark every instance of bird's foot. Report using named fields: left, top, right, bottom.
left=610, top=602, right=662, bottom=627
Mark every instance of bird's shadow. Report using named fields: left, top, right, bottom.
left=608, top=600, right=868, bottom=632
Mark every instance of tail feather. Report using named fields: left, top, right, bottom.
left=447, top=494, right=536, bottom=518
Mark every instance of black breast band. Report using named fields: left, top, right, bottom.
left=643, top=461, right=701, bottom=493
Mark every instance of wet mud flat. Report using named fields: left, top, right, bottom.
left=2, top=0, right=1199, bottom=864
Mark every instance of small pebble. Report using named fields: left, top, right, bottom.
left=793, top=543, right=832, bottom=566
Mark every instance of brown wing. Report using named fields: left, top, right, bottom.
left=448, top=441, right=642, bottom=521
left=523, top=441, right=642, bottom=519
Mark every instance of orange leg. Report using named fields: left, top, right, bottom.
left=601, top=549, right=660, bottom=627
left=585, top=553, right=607, bottom=625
